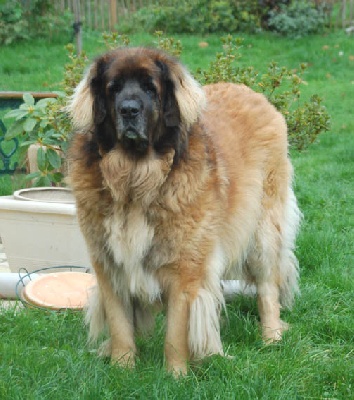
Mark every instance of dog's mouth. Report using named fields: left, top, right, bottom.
left=121, top=128, right=149, bottom=154
left=124, top=128, right=140, bottom=141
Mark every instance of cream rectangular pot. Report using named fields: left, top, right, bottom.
left=0, top=188, right=91, bottom=273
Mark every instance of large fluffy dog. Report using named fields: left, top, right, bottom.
left=68, top=47, right=301, bottom=375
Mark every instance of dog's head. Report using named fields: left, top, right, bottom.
left=68, top=47, right=205, bottom=161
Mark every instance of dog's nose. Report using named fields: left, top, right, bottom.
left=119, top=99, right=141, bottom=118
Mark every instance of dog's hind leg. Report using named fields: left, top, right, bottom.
left=93, top=261, right=136, bottom=367
left=256, top=281, right=285, bottom=342
left=247, top=186, right=300, bottom=342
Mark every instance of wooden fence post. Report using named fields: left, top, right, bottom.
left=73, top=0, right=82, bottom=54
left=110, top=0, right=117, bottom=30
left=342, top=0, right=347, bottom=28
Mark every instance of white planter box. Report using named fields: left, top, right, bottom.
left=0, top=188, right=91, bottom=273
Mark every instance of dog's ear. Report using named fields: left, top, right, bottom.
left=90, top=58, right=108, bottom=125
left=67, top=56, right=109, bottom=130
left=155, top=60, right=180, bottom=128
left=156, top=55, right=206, bottom=131
left=67, top=64, right=95, bottom=131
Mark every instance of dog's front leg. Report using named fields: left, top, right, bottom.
left=164, top=284, right=191, bottom=376
left=93, top=261, right=136, bottom=367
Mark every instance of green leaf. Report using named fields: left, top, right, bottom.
left=47, top=148, right=62, bottom=169
left=42, top=138, right=59, bottom=146
left=20, top=140, right=37, bottom=147
left=43, top=129, right=56, bottom=139
left=39, top=118, right=50, bottom=129
left=35, top=175, right=52, bottom=187
left=19, top=103, right=30, bottom=110
left=36, top=98, right=56, bottom=109
left=48, top=172, right=64, bottom=183
left=37, top=147, right=47, bottom=171
left=60, top=141, right=69, bottom=153
left=4, top=109, right=27, bottom=120
left=23, top=118, right=37, bottom=132
left=23, top=93, right=35, bottom=106
left=50, top=133, right=64, bottom=138
left=24, top=172, right=41, bottom=182
left=5, top=120, right=24, bottom=139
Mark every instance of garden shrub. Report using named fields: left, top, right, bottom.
left=197, top=35, right=330, bottom=150
left=0, top=2, right=29, bottom=45
left=124, top=0, right=262, bottom=34
left=267, top=1, right=327, bottom=38
left=121, top=0, right=330, bottom=36
left=0, top=0, right=72, bottom=45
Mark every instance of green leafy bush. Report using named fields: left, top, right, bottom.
left=4, top=44, right=88, bottom=186
left=5, top=93, right=67, bottom=186
left=101, top=32, right=131, bottom=50
left=124, top=0, right=262, bottom=34
left=123, top=0, right=332, bottom=36
left=154, top=32, right=183, bottom=57
left=197, top=36, right=330, bottom=149
left=267, top=1, right=327, bottom=38
left=131, top=4, right=195, bottom=34
left=0, top=0, right=72, bottom=45
left=0, top=2, right=29, bottom=45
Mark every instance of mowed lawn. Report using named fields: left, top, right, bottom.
left=0, top=30, right=353, bottom=399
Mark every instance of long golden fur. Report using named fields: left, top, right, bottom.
left=68, top=47, right=301, bottom=375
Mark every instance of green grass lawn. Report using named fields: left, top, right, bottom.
left=0, top=30, right=353, bottom=399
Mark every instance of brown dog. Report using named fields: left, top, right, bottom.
left=67, top=47, right=301, bottom=375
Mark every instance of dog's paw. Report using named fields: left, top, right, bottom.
left=262, top=320, right=289, bottom=343
left=111, top=348, right=136, bottom=369
left=97, top=339, right=112, bottom=358
left=167, top=362, right=188, bottom=378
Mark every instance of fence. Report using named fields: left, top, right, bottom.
left=337, top=0, right=354, bottom=27
left=55, top=0, right=154, bottom=31
left=53, top=0, right=353, bottom=32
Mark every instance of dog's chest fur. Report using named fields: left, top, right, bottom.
left=97, top=146, right=181, bottom=302
left=103, top=204, right=162, bottom=302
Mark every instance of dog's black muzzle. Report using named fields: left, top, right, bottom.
left=118, top=98, right=149, bottom=153
left=119, top=99, right=141, bottom=121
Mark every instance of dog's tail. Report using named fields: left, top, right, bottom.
left=279, top=187, right=302, bottom=309
left=85, top=284, right=106, bottom=343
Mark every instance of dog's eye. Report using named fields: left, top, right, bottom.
left=107, top=80, right=123, bottom=93
left=141, top=80, right=156, bottom=96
